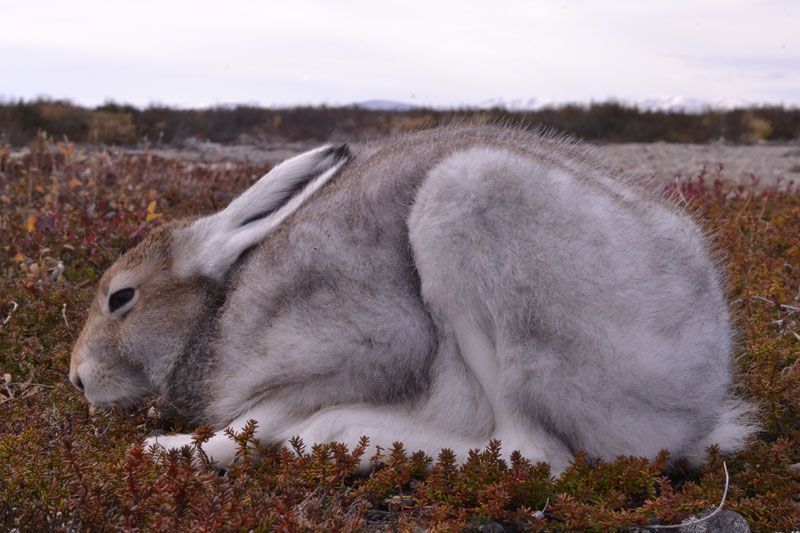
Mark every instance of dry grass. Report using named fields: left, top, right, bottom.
left=1, top=135, right=798, bottom=530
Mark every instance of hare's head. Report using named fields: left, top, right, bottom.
left=69, top=144, right=350, bottom=407
left=69, top=222, right=218, bottom=407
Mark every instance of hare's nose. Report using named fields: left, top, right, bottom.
left=70, top=372, right=84, bottom=391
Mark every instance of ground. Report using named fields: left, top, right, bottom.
left=117, top=137, right=800, bottom=190
left=0, top=136, right=798, bottom=530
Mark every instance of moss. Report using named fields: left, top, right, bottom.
left=1, top=139, right=798, bottom=530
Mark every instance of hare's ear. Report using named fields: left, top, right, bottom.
left=172, top=144, right=350, bottom=280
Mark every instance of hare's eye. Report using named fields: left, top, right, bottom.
left=109, top=288, right=135, bottom=313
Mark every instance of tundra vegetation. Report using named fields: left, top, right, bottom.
left=1, top=134, right=798, bottom=530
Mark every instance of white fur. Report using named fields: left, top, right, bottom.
left=73, top=127, right=756, bottom=473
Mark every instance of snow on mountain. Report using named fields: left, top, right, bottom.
left=472, top=96, right=757, bottom=113
left=478, top=97, right=541, bottom=111
left=636, top=96, right=754, bottom=113
left=352, top=100, right=418, bottom=111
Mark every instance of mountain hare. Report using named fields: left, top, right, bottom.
left=70, top=125, right=755, bottom=471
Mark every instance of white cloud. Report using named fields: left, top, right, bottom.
left=1, top=0, right=798, bottom=107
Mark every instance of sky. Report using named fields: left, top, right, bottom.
left=1, top=0, right=799, bottom=109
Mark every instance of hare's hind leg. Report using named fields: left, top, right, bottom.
left=282, top=403, right=489, bottom=465
left=406, top=148, right=574, bottom=470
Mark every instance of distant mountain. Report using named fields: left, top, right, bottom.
left=352, top=99, right=418, bottom=111
left=226, top=97, right=759, bottom=113
left=187, top=97, right=780, bottom=114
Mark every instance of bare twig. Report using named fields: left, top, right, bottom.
left=642, top=461, right=730, bottom=530
left=62, top=303, right=70, bottom=328
left=1, top=301, right=18, bottom=326
left=732, top=295, right=777, bottom=306
left=532, top=497, right=550, bottom=520
left=733, top=296, right=800, bottom=314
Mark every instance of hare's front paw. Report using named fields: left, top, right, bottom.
left=144, top=433, right=195, bottom=455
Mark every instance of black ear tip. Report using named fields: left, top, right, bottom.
left=329, top=143, right=351, bottom=162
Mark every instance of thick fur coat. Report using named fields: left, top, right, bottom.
left=70, top=126, right=755, bottom=471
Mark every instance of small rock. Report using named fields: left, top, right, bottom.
left=787, top=462, right=800, bottom=473
left=676, top=509, right=750, bottom=533
left=465, top=516, right=506, bottom=533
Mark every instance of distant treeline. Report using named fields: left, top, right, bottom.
left=1, top=99, right=799, bottom=145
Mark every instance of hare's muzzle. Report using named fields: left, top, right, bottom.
left=69, top=372, right=84, bottom=391
left=69, top=357, right=83, bottom=391
left=69, top=340, right=88, bottom=394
